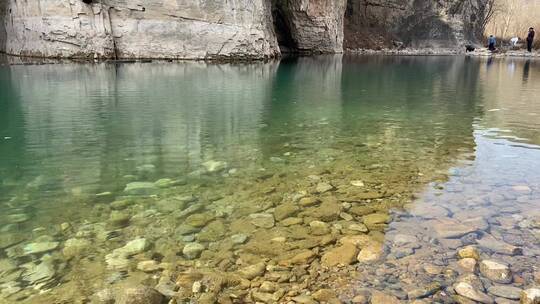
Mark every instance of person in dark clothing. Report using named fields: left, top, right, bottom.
left=488, top=35, right=496, bottom=51
left=527, top=28, right=535, bottom=52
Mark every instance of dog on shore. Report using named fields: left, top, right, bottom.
left=465, top=45, right=476, bottom=52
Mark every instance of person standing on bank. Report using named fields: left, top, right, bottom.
left=488, top=35, right=497, bottom=51
left=527, top=28, right=535, bottom=52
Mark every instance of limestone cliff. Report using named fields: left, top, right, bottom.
left=0, top=0, right=279, bottom=59
left=0, top=0, right=492, bottom=59
left=344, top=0, right=491, bottom=49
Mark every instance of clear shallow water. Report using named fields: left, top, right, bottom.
left=0, top=55, right=539, bottom=303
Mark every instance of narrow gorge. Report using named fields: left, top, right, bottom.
left=0, top=0, right=492, bottom=59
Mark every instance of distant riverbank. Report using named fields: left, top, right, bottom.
left=346, top=48, right=540, bottom=58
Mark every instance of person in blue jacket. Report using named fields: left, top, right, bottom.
left=488, top=35, right=496, bottom=51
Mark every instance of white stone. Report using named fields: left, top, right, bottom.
left=192, top=281, right=202, bottom=293
left=521, top=288, right=540, bottom=304
left=231, top=234, right=248, bottom=244
left=23, top=242, right=59, bottom=256
left=357, top=242, right=383, bottom=263
left=202, top=160, right=228, bottom=173
left=350, top=180, right=365, bottom=187
left=479, top=260, right=512, bottom=284
left=182, top=242, right=205, bottom=260
left=120, top=238, right=149, bottom=256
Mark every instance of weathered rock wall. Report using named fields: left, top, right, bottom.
left=0, top=0, right=491, bottom=59
left=274, top=0, right=347, bottom=53
left=0, top=0, right=279, bottom=59
left=2, top=1, right=115, bottom=58
left=344, top=0, right=491, bottom=49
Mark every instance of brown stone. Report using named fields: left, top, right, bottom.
left=321, top=243, right=358, bottom=267
left=370, top=290, right=401, bottom=304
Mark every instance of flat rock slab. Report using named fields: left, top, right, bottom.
left=23, top=242, right=59, bottom=256
left=487, top=285, right=521, bottom=300
left=477, top=234, right=522, bottom=256
left=430, top=217, right=487, bottom=238
left=321, top=243, right=358, bottom=267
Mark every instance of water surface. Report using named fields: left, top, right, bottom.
left=0, top=55, right=540, bottom=303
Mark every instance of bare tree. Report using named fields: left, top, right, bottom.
left=486, top=0, right=540, bottom=40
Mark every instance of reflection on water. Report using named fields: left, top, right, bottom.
left=0, top=56, right=539, bottom=303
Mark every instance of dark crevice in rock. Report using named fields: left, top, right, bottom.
left=271, top=0, right=346, bottom=54
left=106, top=6, right=119, bottom=60
left=0, top=1, right=7, bottom=53
left=272, top=5, right=298, bottom=54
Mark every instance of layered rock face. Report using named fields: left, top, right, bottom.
left=0, top=0, right=279, bottom=59
left=344, top=0, right=491, bottom=49
left=1, top=1, right=115, bottom=58
left=273, top=0, right=347, bottom=53
left=0, top=0, right=491, bottom=59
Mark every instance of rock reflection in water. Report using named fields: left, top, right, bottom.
left=0, top=56, right=539, bottom=303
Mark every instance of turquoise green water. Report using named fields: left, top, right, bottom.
left=0, top=55, right=540, bottom=303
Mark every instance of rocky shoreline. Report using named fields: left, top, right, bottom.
left=348, top=48, right=540, bottom=59
left=2, top=47, right=539, bottom=67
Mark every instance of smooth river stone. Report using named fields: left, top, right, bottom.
left=182, top=243, right=205, bottom=259
left=357, top=241, right=383, bottom=263
left=119, top=238, right=149, bottom=256
left=476, top=234, right=522, bottom=256
left=321, top=243, right=358, bottom=267
left=316, top=182, right=334, bottom=193
left=479, top=260, right=512, bottom=284
left=431, top=217, right=484, bottom=238
left=409, top=204, right=450, bottom=219
left=62, top=238, right=91, bottom=259
left=249, top=213, right=275, bottom=228
left=238, top=262, right=266, bottom=280
left=350, top=180, right=364, bottom=187
left=231, top=234, right=248, bottom=244
left=487, top=285, right=521, bottom=300
left=454, top=282, right=494, bottom=303
left=23, top=242, right=59, bottom=255
left=458, top=258, right=477, bottom=273
left=458, top=246, right=481, bottom=260
left=362, top=213, right=390, bottom=230
left=521, top=288, right=540, bottom=304
left=274, top=203, right=300, bottom=221
left=370, top=290, right=400, bottom=304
